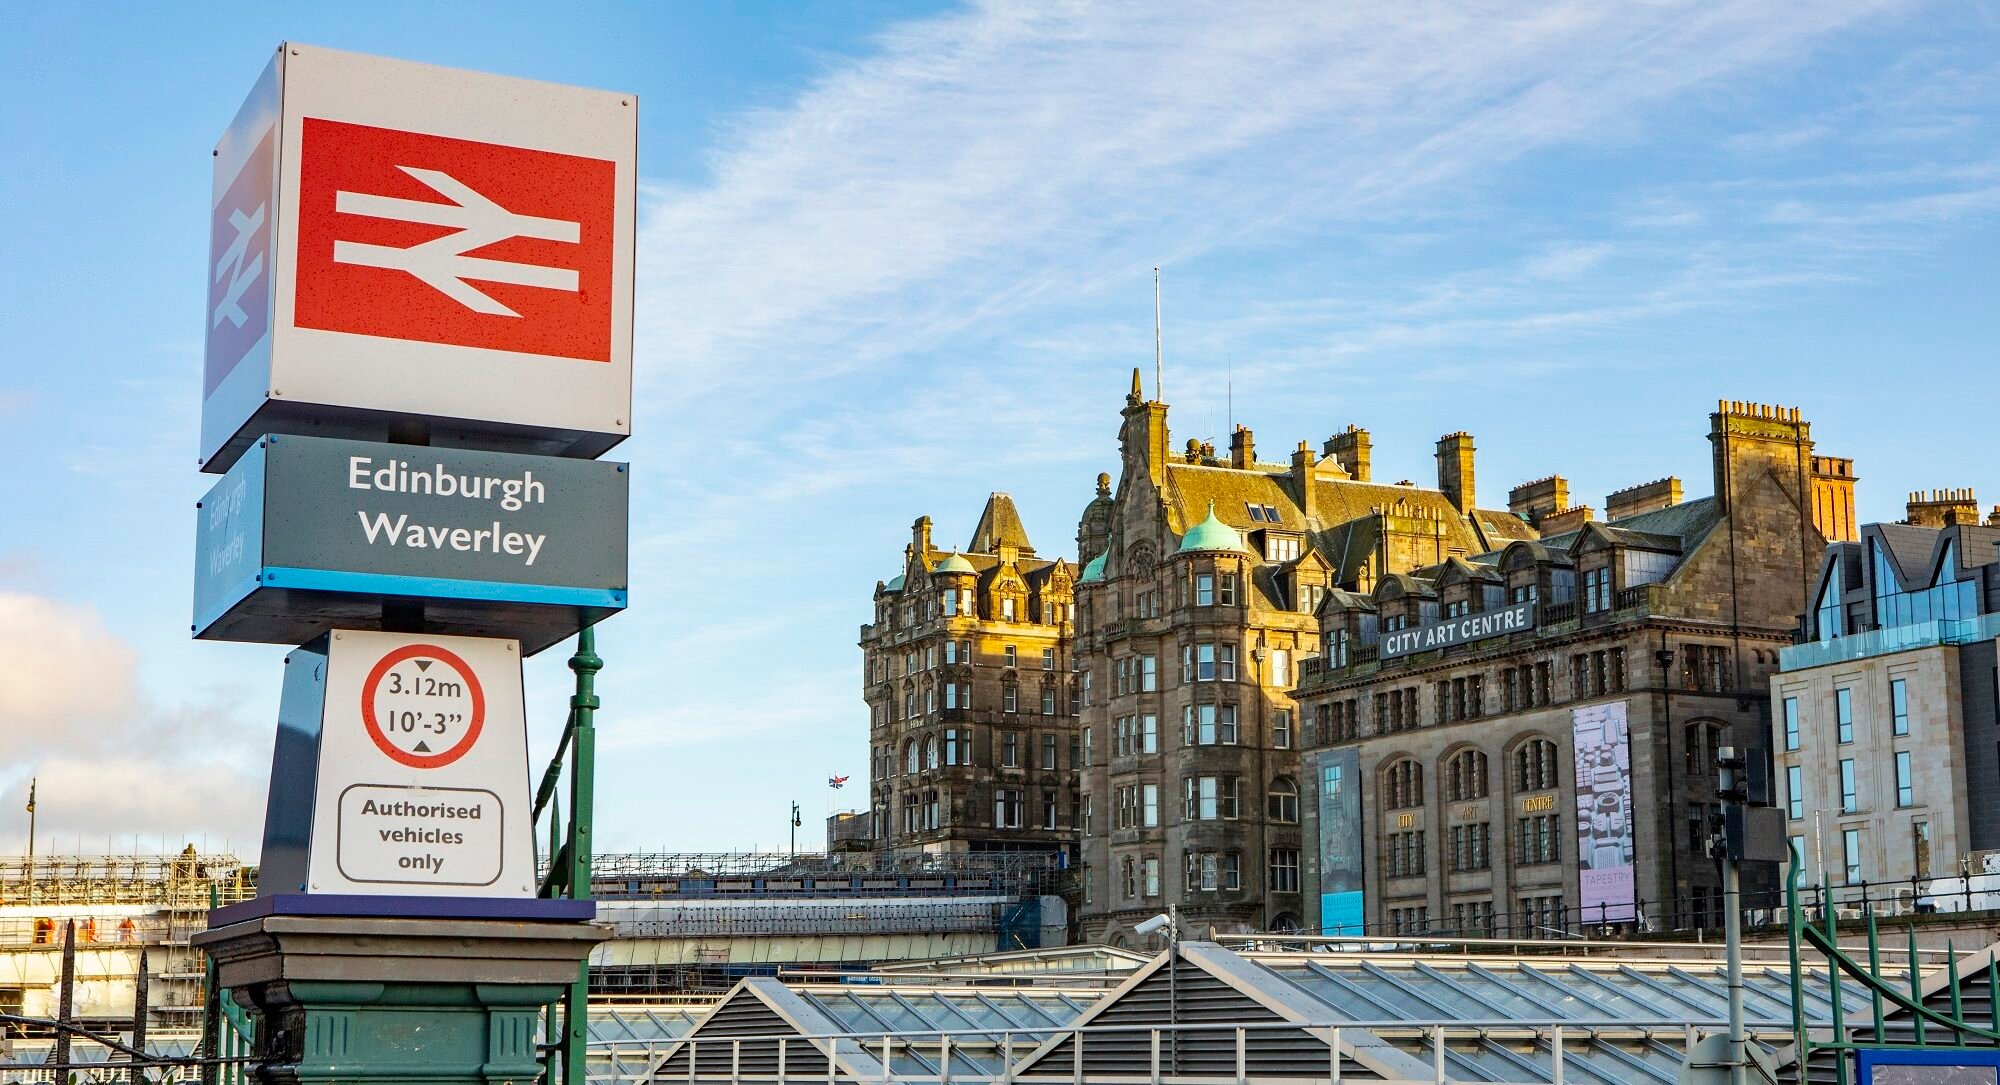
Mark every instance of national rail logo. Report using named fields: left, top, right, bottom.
left=292, top=118, right=617, bottom=363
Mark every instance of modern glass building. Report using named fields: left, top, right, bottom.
left=1775, top=510, right=2000, bottom=910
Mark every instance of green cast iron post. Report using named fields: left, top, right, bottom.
left=563, top=627, right=601, bottom=1085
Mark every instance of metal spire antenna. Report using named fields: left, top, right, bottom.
left=1153, top=267, right=1163, bottom=402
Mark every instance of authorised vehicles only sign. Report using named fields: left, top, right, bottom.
left=281, top=630, right=534, bottom=896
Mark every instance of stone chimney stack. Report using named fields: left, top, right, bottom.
left=1508, top=476, right=1569, bottom=527
left=1119, top=367, right=1170, bottom=492
left=1436, top=432, right=1476, bottom=514
left=1811, top=456, right=1859, bottom=542
left=912, top=515, right=933, bottom=561
left=1906, top=488, right=1979, bottom=528
left=1325, top=425, right=1371, bottom=482
left=1605, top=477, right=1682, bottom=522
left=1230, top=425, right=1255, bottom=469
left=1291, top=441, right=1318, bottom=521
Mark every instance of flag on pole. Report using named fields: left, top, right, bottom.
left=827, top=775, right=849, bottom=789
left=24, top=778, right=34, bottom=814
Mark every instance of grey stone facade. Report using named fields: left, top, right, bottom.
left=1293, top=402, right=1850, bottom=936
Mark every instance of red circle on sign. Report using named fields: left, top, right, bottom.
left=360, top=644, right=486, bottom=769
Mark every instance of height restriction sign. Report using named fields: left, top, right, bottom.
left=361, top=643, right=486, bottom=768
left=263, top=630, right=535, bottom=897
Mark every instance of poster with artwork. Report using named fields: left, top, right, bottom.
left=1572, top=701, right=1636, bottom=923
left=1312, top=747, right=1365, bottom=935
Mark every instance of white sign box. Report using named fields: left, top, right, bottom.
left=259, top=629, right=536, bottom=897
left=202, top=43, right=636, bottom=473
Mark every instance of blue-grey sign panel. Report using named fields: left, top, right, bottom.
left=1314, top=746, right=1364, bottom=935
left=1378, top=599, right=1536, bottom=659
left=194, top=434, right=627, bottom=654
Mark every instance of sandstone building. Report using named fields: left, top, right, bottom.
left=861, top=494, right=1081, bottom=858
left=1291, top=401, right=1855, bottom=937
left=1773, top=497, right=2000, bottom=906
left=1070, top=372, right=1538, bottom=944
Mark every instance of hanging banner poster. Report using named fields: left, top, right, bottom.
left=1313, top=746, right=1365, bottom=936
left=1573, top=701, right=1636, bottom=924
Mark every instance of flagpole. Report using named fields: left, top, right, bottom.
left=24, top=777, right=36, bottom=906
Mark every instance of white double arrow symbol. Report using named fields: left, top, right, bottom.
left=333, top=166, right=580, bottom=317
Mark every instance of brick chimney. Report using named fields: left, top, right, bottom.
left=1906, top=488, right=1979, bottom=528
left=1605, top=477, right=1682, bottom=522
left=1325, top=425, right=1371, bottom=482
left=1508, top=476, right=1569, bottom=527
left=1539, top=505, right=1596, bottom=535
left=1436, top=432, right=1476, bottom=514
left=1230, top=425, right=1255, bottom=469
left=1811, top=456, right=1859, bottom=542
left=1291, top=441, right=1318, bottom=521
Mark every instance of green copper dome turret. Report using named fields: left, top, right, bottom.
left=1080, top=551, right=1108, bottom=583
left=934, top=552, right=976, bottom=575
left=1177, top=502, right=1246, bottom=554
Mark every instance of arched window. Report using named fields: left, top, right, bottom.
left=1269, top=913, right=1302, bottom=934
left=1267, top=777, right=1300, bottom=823
left=904, top=740, right=919, bottom=775
left=1514, top=738, right=1559, bottom=791
left=924, top=734, right=940, bottom=770
left=1446, top=750, right=1489, bottom=801
left=1385, top=759, right=1425, bottom=809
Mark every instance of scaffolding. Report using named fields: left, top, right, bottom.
left=0, top=851, right=255, bottom=1029
left=580, top=852, right=1062, bottom=897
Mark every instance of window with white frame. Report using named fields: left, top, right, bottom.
left=1184, top=703, right=1239, bottom=745
left=1183, top=775, right=1240, bottom=820
left=995, top=789, right=1022, bottom=829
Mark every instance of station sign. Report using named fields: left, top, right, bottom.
left=1377, top=599, right=1536, bottom=660
left=259, top=630, right=534, bottom=897
left=201, top=43, right=636, bottom=474
left=194, top=434, right=627, bottom=655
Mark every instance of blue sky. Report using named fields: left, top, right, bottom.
left=1, top=2, right=1995, bottom=855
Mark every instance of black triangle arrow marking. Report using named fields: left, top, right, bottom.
left=414, top=741, right=432, bottom=753
left=414, top=660, right=433, bottom=672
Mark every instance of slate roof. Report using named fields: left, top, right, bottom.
left=1538, top=495, right=1721, bottom=554
left=969, top=492, right=1034, bottom=555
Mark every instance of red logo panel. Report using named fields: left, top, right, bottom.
left=293, top=118, right=615, bottom=362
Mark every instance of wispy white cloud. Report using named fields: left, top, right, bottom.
left=633, top=0, right=1906, bottom=401
left=0, top=592, right=266, bottom=852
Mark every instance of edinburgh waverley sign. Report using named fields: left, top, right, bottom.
left=200, top=42, right=636, bottom=474
left=1378, top=599, right=1537, bottom=660
left=194, top=435, right=627, bottom=653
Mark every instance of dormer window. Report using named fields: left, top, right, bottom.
left=1002, top=597, right=1017, bottom=620
left=1444, top=600, right=1470, bottom=618
left=1509, top=583, right=1538, bottom=604
left=1266, top=535, right=1301, bottom=562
